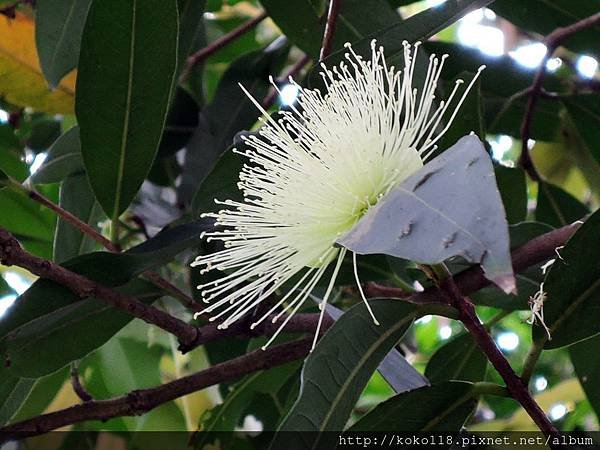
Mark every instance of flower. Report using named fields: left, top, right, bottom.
left=192, top=40, right=484, bottom=350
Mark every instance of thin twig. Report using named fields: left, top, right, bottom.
left=179, top=12, right=268, bottom=83
left=70, top=365, right=93, bottom=403
left=435, top=266, right=559, bottom=437
left=319, top=0, right=342, bottom=61
left=0, top=227, right=200, bottom=351
left=519, top=12, right=600, bottom=181
left=0, top=338, right=312, bottom=440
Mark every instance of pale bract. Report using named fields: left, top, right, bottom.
left=191, top=40, right=484, bottom=350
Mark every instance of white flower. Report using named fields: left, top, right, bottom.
left=192, top=40, right=484, bottom=350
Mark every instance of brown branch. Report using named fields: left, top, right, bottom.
left=262, top=54, right=312, bottom=109
left=436, top=271, right=558, bottom=437
left=179, top=12, right=268, bottom=83
left=70, top=365, right=93, bottom=403
left=319, top=0, right=342, bottom=61
left=0, top=338, right=312, bottom=441
left=519, top=12, right=600, bottom=181
left=19, top=184, right=198, bottom=310
left=0, top=227, right=200, bottom=352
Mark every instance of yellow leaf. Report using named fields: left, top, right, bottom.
left=0, top=13, right=75, bottom=114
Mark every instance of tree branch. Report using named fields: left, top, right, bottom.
left=0, top=227, right=200, bottom=351
left=319, top=0, right=342, bottom=61
left=179, top=12, right=268, bottom=83
left=519, top=12, right=600, bottom=180
left=0, top=338, right=312, bottom=441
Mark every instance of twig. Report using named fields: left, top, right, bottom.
left=70, top=365, right=93, bottom=403
left=519, top=12, right=600, bottom=181
left=435, top=266, right=559, bottom=437
left=0, top=227, right=200, bottom=352
left=262, top=54, right=312, bottom=109
left=12, top=182, right=197, bottom=310
left=179, top=12, right=268, bottom=83
left=521, top=339, right=545, bottom=385
left=319, top=0, right=342, bottom=61
left=0, top=338, right=312, bottom=441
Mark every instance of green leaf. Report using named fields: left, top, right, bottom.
left=53, top=174, right=104, bottom=263
left=490, top=1, right=600, bottom=58
left=570, top=334, right=600, bottom=420
left=495, top=166, right=527, bottom=224
left=0, top=280, right=163, bottom=377
left=318, top=0, right=492, bottom=71
left=0, top=367, right=35, bottom=426
left=35, top=0, right=92, bottom=88
left=180, top=43, right=289, bottom=205
left=9, top=367, right=68, bottom=423
left=425, top=41, right=564, bottom=140
left=534, top=210, right=600, bottom=348
left=76, top=0, right=179, bottom=218
left=536, top=182, right=589, bottom=228
left=338, top=135, right=515, bottom=294
left=563, top=95, right=600, bottom=165
left=193, top=362, right=300, bottom=449
left=30, top=126, right=83, bottom=185
left=425, top=333, right=487, bottom=383
left=271, top=300, right=449, bottom=449
left=262, top=0, right=400, bottom=58
left=349, top=381, right=477, bottom=431
left=25, top=119, right=61, bottom=152
left=0, top=188, right=56, bottom=242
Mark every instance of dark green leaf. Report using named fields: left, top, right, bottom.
left=491, top=1, right=600, bottom=58
left=76, top=0, right=179, bottom=218
left=53, top=174, right=104, bottom=263
left=339, top=135, right=515, bottom=294
left=563, top=95, right=600, bottom=164
left=318, top=0, right=492, bottom=71
left=534, top=210, right=600, bottom=348
left=495, top=166, right=527, bottom=224
left=31, top=126, right=83, bottom=184
left=262, top=0, right=400, bottom=58
left=0, top=367, right=35, bottom=426
left=35, top=0, right=92, bottom=87
left=271, top=300, right=449, bottom=449
left=0, top=280, right=162, bottom=377
left=180, top=43, right=289, bottom=205
left=425, top=333, right=487, bottom=383
left=26, top=119, right=61, bottom=152
left=349, top=381, right=477, bottom=431
left=536, top=182, right=589, bottom=228
left=570, top=334, right=600, bottom=420
left=0, top=188, right=55, bottom=242
left=193, top=362, right=300, bottom=449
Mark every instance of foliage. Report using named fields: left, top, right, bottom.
left=0, top=0, right=599, bottom=447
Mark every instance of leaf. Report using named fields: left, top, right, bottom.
left=271, top=300, right=450, bottom=449
left=570, top=334, right=600, bottom=420
left=193, top=362, right=300, bottom=449
left=26, top=119, right=61, bottom=152
left=0, top=188, right=56, bottom=242
left=534, top=210, right=600, bottom=348
left=76, top=0, right=179, bottom=218
left=563, top=95, right=600, bottom=165
left=0, top=367, right=35, bottom=426
left=35, top=0, right=92, bottom=88
left=536, top=182, right=589, bottom=228
left=349, top=381, right=477, bottom=431
left=338, top=135, right=515, bottom=294
left=425, top=41, right=564, bottom=140
left=180, top=43, right=289, bottom=205
left=0, top=280, right=163, bottom=377
left=491, top=1, right=600, bottom=58
left=318, top=0, right=492, bottom=71
left=30, top=126, right=84, bottom=184
left=9, top=367, right=68, bottom=423
left=325, top=304, right=428, bottom=394
left=495, top=166, right=527, bottom=224
left=425, top=333, right=487, bottom=383
left=262, top=0, right=400, bottom=58
left=53, top=174, right=104, bottom=263
left=0, top=13, right=76, bottom=114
